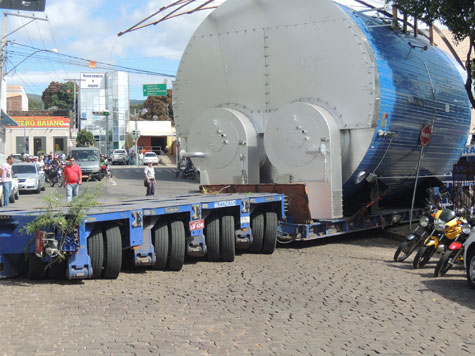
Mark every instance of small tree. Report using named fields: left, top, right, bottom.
left=76, top=129, right=95, bottom=147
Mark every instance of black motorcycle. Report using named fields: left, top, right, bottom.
left=393, top=207, right=435, bottom=262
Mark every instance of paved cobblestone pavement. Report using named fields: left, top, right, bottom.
left=1, top=233, right=474, bottom=356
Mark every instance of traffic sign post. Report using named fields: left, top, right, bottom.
left=420, top=124, right=432, bottom=146
left=143, top=84, right=167, bottom=96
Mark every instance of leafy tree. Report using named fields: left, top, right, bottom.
left=130, top=103, right=144, bottom=114
left=76, top=129, right=95, bottom=147
left=42, top=81, right=78, bottom=110
left=141, top=89, right=173, bottom=122
left=389, top=0, right=475, bottom=108
left=28, top=98, right=43, bottom=111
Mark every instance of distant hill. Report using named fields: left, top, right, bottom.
left=130, top=99, right=144, bottom=105
left=27, top=94, right=43, bottom=102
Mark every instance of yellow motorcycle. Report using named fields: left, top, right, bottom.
left=412, top=208, right=464, bottom=269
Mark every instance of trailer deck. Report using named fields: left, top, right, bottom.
left=0, top=192, right=285, bottom=280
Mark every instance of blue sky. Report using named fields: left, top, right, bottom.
left=1, top=0, right=383, bottom=100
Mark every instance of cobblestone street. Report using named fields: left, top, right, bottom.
left=1, top=231, right=474, bottom=356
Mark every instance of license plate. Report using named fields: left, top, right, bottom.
left=189, top=219, right=205, bottom=231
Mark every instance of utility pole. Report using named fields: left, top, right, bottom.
left=0, top=13, right=8, bottom=118
left=64, top=78, right=83, bottom=129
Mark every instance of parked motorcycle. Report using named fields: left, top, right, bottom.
left=394, top=207, right=435, bottom=262
left=434, top=218, right=474, bottom=277
left=49, top=166, right=64, bottom=187
left=412, top=208, right=464, bottom=269
left=101, top=161, right=113, bottom=179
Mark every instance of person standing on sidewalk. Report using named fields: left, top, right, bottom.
left=144, top=161, right=156, bottom=196
left=0, top=155, right=14, bottom=207
left=63, top=157, right=82, bottom=202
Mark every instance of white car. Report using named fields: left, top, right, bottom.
left=111, top=149, right=128, bottom=165
left=464, top=232, right=475, bottom=289
left=143, top=152, right=159, bottom=165
left=0, top=177, right=19, bottom=206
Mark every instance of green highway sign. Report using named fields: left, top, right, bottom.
left=143, top=84, right=167, bottom=96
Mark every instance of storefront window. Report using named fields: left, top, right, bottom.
left=54, top=137, right=66, bottom=154
left=15, top=136, right=27, bottom=155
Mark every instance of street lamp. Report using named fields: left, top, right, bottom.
left=5, top=48, right=58, bottom=76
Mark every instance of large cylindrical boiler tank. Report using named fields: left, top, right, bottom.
left=173, top=0, right=471, bottom=219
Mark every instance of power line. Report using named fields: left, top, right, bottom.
left=9, top=42, right=176, bottom=77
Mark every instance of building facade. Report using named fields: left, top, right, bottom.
left=79, top=71, right=130, bottom=154
left=6, top=85, right=28, bottom=112
left=5, top=110, right=71, bottom=156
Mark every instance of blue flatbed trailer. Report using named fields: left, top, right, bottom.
left=0, top=192, right=285, bottom=280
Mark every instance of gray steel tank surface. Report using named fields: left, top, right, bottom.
left=173, top=0, right=471, bottom=219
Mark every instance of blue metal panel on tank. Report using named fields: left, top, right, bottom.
left=340, top=7, right=471, bottom=197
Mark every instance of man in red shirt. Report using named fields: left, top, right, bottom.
left=62, top=156, right=82, bottom=202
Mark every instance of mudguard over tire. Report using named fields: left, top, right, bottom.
left=394, top=240, right=416, bottom=262
left=88, top=229, right=104, bottom=279
left=167, top=221, right=185, bottom=271
left=27, top=253, right=48, bottom=280
left=413, top=246, right=435, bottom=269
left=262, top=212, right=277, bottom=254
left=434, top=250, right=455, bottom=277
left=250, top=213, right=264, bottom=253
left=220, top=215, right=235, bottom=262
left=102, top=224, right=122, bottom=279
left=153, top=221, right=169, bottom=270
left=205, top=215, right=220, bottom=262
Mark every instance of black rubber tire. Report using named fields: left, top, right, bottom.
left=394, top=240, right=416, bottom=262
left=413, top=246, right=434, bottom=269
left=250, top=213, right=264, bottom=253
left=102, top=225, right=122, bottom=279
left=167, top=221, right=185, bottom=271
left=220, top=215, right=235, bottom=262
left=262, top=212, right=278, bottom=254
left=205, top=216, right=220, bottom=261
left=152, top=221, right=169, bottom=270
left=36, top=184, right=41, bottom=194
left=9, top=193, right=14, bottom=204
left=27, top=254, right=47, bottom=280
left=15, top=190, right=19, bottom=200
left=48, top=260, right=66, bottom=280
left=434, top=250, right=455, bottom=277
left=466, top=248, right=475, bottom=289
left=88, top=229, right=104, bottom=279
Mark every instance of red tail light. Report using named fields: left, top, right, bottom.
left=449, top=241, right=462, bottom=250
left=35, top=230, right=45, bottom=257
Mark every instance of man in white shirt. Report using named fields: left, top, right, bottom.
left=144, top=161, right=156, bottom=196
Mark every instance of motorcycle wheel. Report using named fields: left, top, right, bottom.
left=413, top=246, right=435, bottom=269
left=394, top=240, right=416, bottom=262
left=434, top=250, right=455, bottom=277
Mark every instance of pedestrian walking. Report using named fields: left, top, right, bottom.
left=139, top=151, right=144, bottom=165
left=63, top=156, right=82, bottom=202
left=144, top=161, right=156, bottom=196
left=0, top=155, right=14, bottom=207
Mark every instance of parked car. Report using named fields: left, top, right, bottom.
left=464, top=231, right=475, bottom=289
left=0, top=177, right=19, bottom=206
left=143, top=152, right=159, bottom=165
left=12, top=163, right=46, bottom=194
left=70, top=147, right=102, bottom=181
left=111, top=149, right=128, bottom=165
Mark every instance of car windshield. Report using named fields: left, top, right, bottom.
left=145, top=153, right=156, bottom=157
left=72, top=150, right=99, bottom=162
left=12, top=165, right=36, bottom=174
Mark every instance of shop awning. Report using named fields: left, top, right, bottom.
left=1, top=110, right=18, bottom=126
